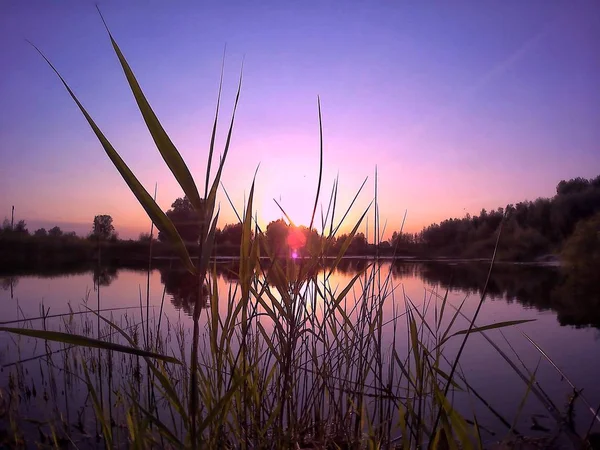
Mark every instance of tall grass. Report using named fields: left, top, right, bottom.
left=1, top=10, right=597, bottom=450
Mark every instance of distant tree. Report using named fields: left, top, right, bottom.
left=92, top=215, right=115, bottom=240
left=391, top=231, right=416, bottom=247
left=34, top=228, right=48, bottom=237
left=556, top=177, right=590, bottom=196
left=48, top=226, right=63, bottom=237
left=138, top=232, right=154, bottom=242
left=348, top=232, right=367, bottom=254
left=218, top=223, right=244, bottom=247
left=561, top=212, right=600, bottom=280
left=158, top=196, right=206, bottom=243
left=14, top=220, right=28, bottom=235
left=1, top=219, right=11, bottom=233
left=265, top=219, right=289, bottom=257
left=378, top=240, right=391, bottom=251
left=65, top=231, right=77, bottom=238
left=299, top=226, right=321, bottom=255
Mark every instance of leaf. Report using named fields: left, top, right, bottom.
left=30, top=42, right=197, bottom=274
left=0, top=327, right=181, bottom=365
left=98, top=9, right=202, bottom=212
left=326, top=202, right=372, bottom=278
left=205, top=65, right=243, bottom=227
left=441, top=319, right=536, bottom=346
left=205, top=48, right=226, bottom=198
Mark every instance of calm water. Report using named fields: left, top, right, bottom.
left=1, top=260, right=599, bottom=442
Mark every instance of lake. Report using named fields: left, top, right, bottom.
left=1, top=259, right=599, bottom=446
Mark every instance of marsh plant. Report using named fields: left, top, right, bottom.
left=1, top=10, right=598, bottom=450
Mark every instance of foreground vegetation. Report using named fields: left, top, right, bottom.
left=1, top=12, right=599, bottom=449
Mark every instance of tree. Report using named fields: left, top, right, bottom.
left=1, top=219, right=11, bottom=233
left=218, top=223, right=244, bottom=247
left=139, top=232, right=154, bottom=242
left=265, top=219, right=289, bottom=257
left=299, top=226, right=321, bottom=256
left=561, top=212, right=600, bottom=280
left=34, top=228, right=48, bottom=237
left=347, top=232, right=367, bottom=254
left=556, top=177, right=590, bottom=196
left=92, top=215, right=115, bottom=240
left=158, top=196, right=206, bottom=243
left=14, top=220, right=28, bottom=235
left=48, top=226, right=63, bottom=237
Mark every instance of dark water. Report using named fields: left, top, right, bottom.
left=1, top=260, right=599, bottom=442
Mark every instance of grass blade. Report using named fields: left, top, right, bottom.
left=0, top=327, right=181, bottom=364
left=30, top=42, right=197, bottom=274
left=439, top=320, right=536, bottom=347
left=97, top=7, right=202, bottom=211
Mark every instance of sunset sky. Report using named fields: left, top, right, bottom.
left=1, top=1, right=599, bottom=240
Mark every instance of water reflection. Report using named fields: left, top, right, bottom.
left=2, top=259, right=600, bottom=328
left=0, top=276, right=18, bottom=298
left=402, top=261, right=600, bottom=328
left=93, top=266, right=119, bottom=288
left=159, top=268, right=210, bottom=315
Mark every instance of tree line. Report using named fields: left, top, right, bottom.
left=2, top=174, right=599, bottom=261
left=415, top=175, right=600, bottom=259
left=0, top=214, right=117, bottom=241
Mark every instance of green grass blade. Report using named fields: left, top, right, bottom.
left=522, top=331, right=600, bottom=427
left=327, top=202, right=372, bottom=277
left=205, top=47, right=226, bottom=198
left=205, top=64, right=243, bottom=219
left=441, top=320, right=536, bottom=347
left=0, top=327, right=181, bottom=364
left=30, top=43, right=197, bottom=274
left=308, top=96, right=323, bottom=231
left=199, top=209, right=220, bottom=276
left=126, top=392, right=185, bottom=449
left=82, top=360, right=113, bottom=449
left=273, top=198, right=296, bottom=227
left=330, top=177, right=368, bottom=238
left=92, top=310, right=190, bottom=427
left=97, top=8, right=202, bottom=211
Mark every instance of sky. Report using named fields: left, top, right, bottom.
left=1, top=1, right=599, bottom=240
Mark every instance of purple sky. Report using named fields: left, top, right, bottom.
left=1, top=1, right=599, bottom=239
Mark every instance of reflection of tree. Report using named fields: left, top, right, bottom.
left=335, top=258, right=369, bottom=275
left=0, top=277, right=18, bottom=298
left=550, top=271, right=600, bottom=328
left=409, top=261, right=600, bottom=329
left=389, top=262, right=420, bottom=279
left=93, top=266, right=118, bottom=288
left=159, top=269, right=210, bottom=316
